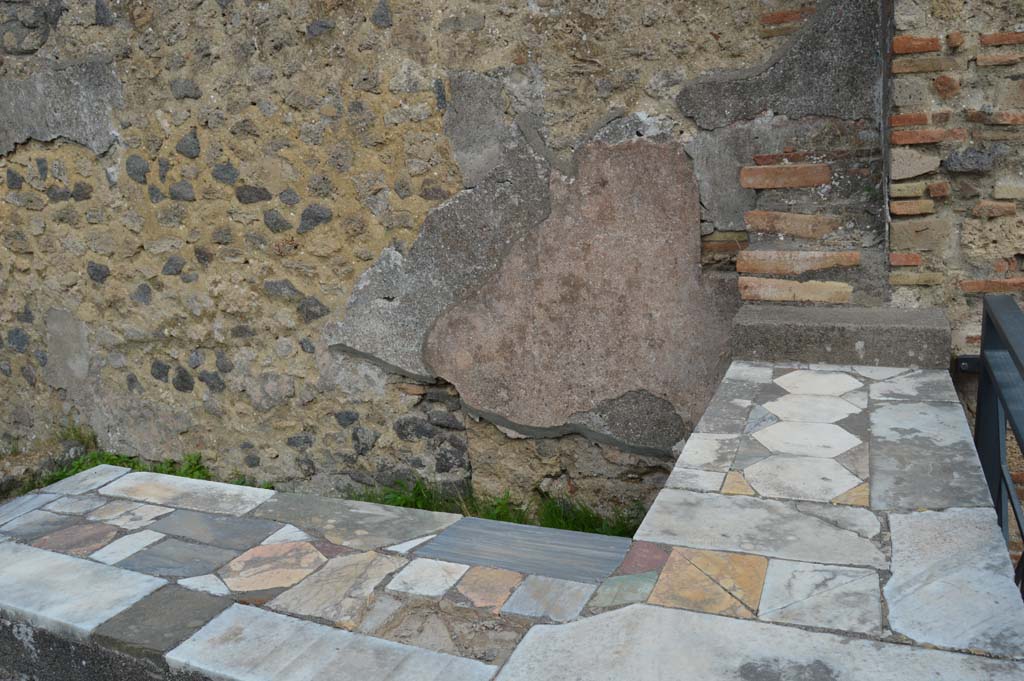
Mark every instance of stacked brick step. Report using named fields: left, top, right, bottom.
left=889, top=28, right=1023, bottom=296
left=735, top=149, right=884, bottom=306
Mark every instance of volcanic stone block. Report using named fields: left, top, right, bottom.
left=731, top=304, right=950, bottom=368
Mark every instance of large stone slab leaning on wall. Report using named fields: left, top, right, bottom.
left=329, top=108, right=739, bottom=455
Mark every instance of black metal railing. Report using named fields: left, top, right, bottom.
left=975, top=294, right=1024, bottom=597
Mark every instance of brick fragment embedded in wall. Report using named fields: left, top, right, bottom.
left=947, top=32, right=964, bottom=49
left=736, top=250, right=860, bottom=276
left=933, top=75, right=960, bottom=99
left=890, top=112, right=930, bottom=127
left=738, top=277, right=852, bottom=304
left=738, top=164, right=832, bottom=189
left=889, top=128, right=967, bottom=145
left=891, top=56, right=958, bottom=73
left=752, top=151, right=809, bottom=166
left=980, top=32, right=1024, bottom=47
left=927, top=181, right=951, bottom=199
left=743, top=210, right=841, bottom=239
left=966, top=110, right=1024, bottom=125
left=759, top=6, right=816, bottom=26
left=890, top=199, right=935, bottom=215
left=890, top=217, right=953, bottom=251
left=893, top=35, right=942, bottom=54
left=701, top=231, right=749, bottom=255
left=890, top=252, right=924, bottom=267
left=972, top=200, right=1017, bottom=218
left=977, top=53, right=1024, bottom=67
left=960, top=278, right=1024, bottom=294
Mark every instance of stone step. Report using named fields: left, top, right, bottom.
left=731, top=303, right=951, bottom=368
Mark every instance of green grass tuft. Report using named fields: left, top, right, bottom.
left=352, top=480, right=639, bottom=537
left=56, top=421, right=99, bottom=452
left=535, top=496, right=644, bottom=537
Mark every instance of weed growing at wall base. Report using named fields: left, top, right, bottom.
left=353, top=479, right=643, bottom=537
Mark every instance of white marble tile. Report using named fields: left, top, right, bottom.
left=636, top=489, right=886, bottom=568
left=0, top=542, right=165, bottom=640
left=260, top=524, right=313, bottom=545
left=178, top=573, right=231, bottom=597
left=753, top=422, right=861, bottom=458
left=762, top=394, right=861, bottom=423
left=886, top=508, right=1024, bottom=657
left=87, top=500, right=172, bottom=530
left=725, top=361, right=774, bottom=384
left=386, top=558, right=469, bottom=597
left=495, top=605, right=1024, bottom=681
left=89, top=530, right=165, bottom=565
left=501, top=575, right=596, bottom=622
left=774, top=370, right=863, bottom=396
left=166, top=604, right=496, bottom=681
left=869, top=369, right=958, bottom=402
left=664, top=467, right=725, bottom=492
left=744, top=456, right=862, bottom=503
left=675, top=433, right=739, bottom=472
left=759, top=559, right=881, bottom=633
left=99, top=472, right=275, bottom=516
left=42, top=465, right=131, bottom=495
left=387, top=534, right=436, bottom=554
left=851, top=366, right=909, bottom=381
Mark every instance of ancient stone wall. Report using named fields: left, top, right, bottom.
left=888, top=0, right=1024, bottom=354
left=0, top=0, right=885, bottom=510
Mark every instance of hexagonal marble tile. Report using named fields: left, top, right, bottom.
left=753, top=422, right=861, bottom=458
left=762, top=395, right=861, bottom=423
left=744, top=456, right=863, bottom=502
left=774, top=370, right=863, bottom=397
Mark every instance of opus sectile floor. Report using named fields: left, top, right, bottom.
left=2, top=361, right=1024, bottom=681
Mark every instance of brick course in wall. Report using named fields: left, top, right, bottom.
left=890, top=0, right=1024, bottom=354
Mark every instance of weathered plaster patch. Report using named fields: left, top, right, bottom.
left=0, top=60, right=122, bottom=156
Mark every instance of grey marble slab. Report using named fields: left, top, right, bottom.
left=0, top=493, right=60, bottom=527
left=415, top=517, right=631, bottom=583
left=148, top=510, right=281, bottom=551
left=0, top=509, right=81, bottom=541
left=92, top=585, right=231, bottom=663
left=116, top=538, right=237, bottom=579
left=42, top=465, right=131, bottom=495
